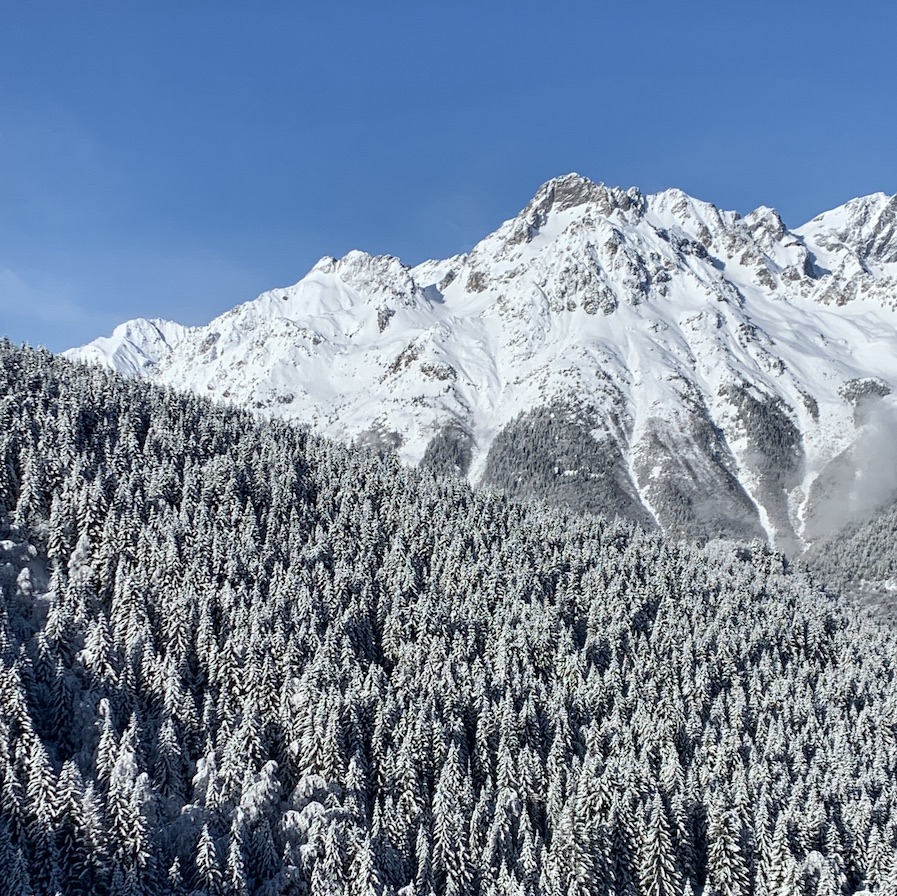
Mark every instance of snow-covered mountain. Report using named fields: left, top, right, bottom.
left=66, top=174, right=897, bottom=551
left=68, top=317, right=189, bottom=378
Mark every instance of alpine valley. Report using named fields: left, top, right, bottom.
left=68, top=174, right=897, bottom=554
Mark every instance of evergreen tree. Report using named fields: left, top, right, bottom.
left=639, top=793, right=684, bottom=896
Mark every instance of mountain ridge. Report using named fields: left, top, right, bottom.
left=66, top=174, right=897, bottom=551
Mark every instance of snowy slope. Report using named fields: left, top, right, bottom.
left=68, top=317, right=190, bottom=377
left=65, top=175, right=897, bottom=550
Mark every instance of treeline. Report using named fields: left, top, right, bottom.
left=0, top=341, right=897, bottom=895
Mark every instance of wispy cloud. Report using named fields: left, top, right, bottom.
left=0, top=265, right=119, bottom=350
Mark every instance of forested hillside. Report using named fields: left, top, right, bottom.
left=801, top=502, right=897, bottom=621
left=2, top=341, right=897, bottom=896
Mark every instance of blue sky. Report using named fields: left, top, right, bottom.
left=1, top=1, right=895, bottom=351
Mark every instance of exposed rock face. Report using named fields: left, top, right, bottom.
left=67, top=174, right=897, bottom=550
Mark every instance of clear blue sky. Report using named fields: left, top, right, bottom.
left=2, top=1, right=895, bottom=351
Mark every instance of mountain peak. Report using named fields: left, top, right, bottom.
left=328, top=250, right=422, bottom=307
left=65, top=317, right=187, bottom=377
left=800, top=191, right=897, bottom=265
left=646, top=188, right=735, bottom=244
left=744, top=205, right=787, bottom=242
left=524, top=174, right=645, bottom=221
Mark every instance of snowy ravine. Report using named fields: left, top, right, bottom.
left=67, top=174, right=897, bottom=551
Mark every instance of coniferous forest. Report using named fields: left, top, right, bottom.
left=2, top=341, right=897, bottom=896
